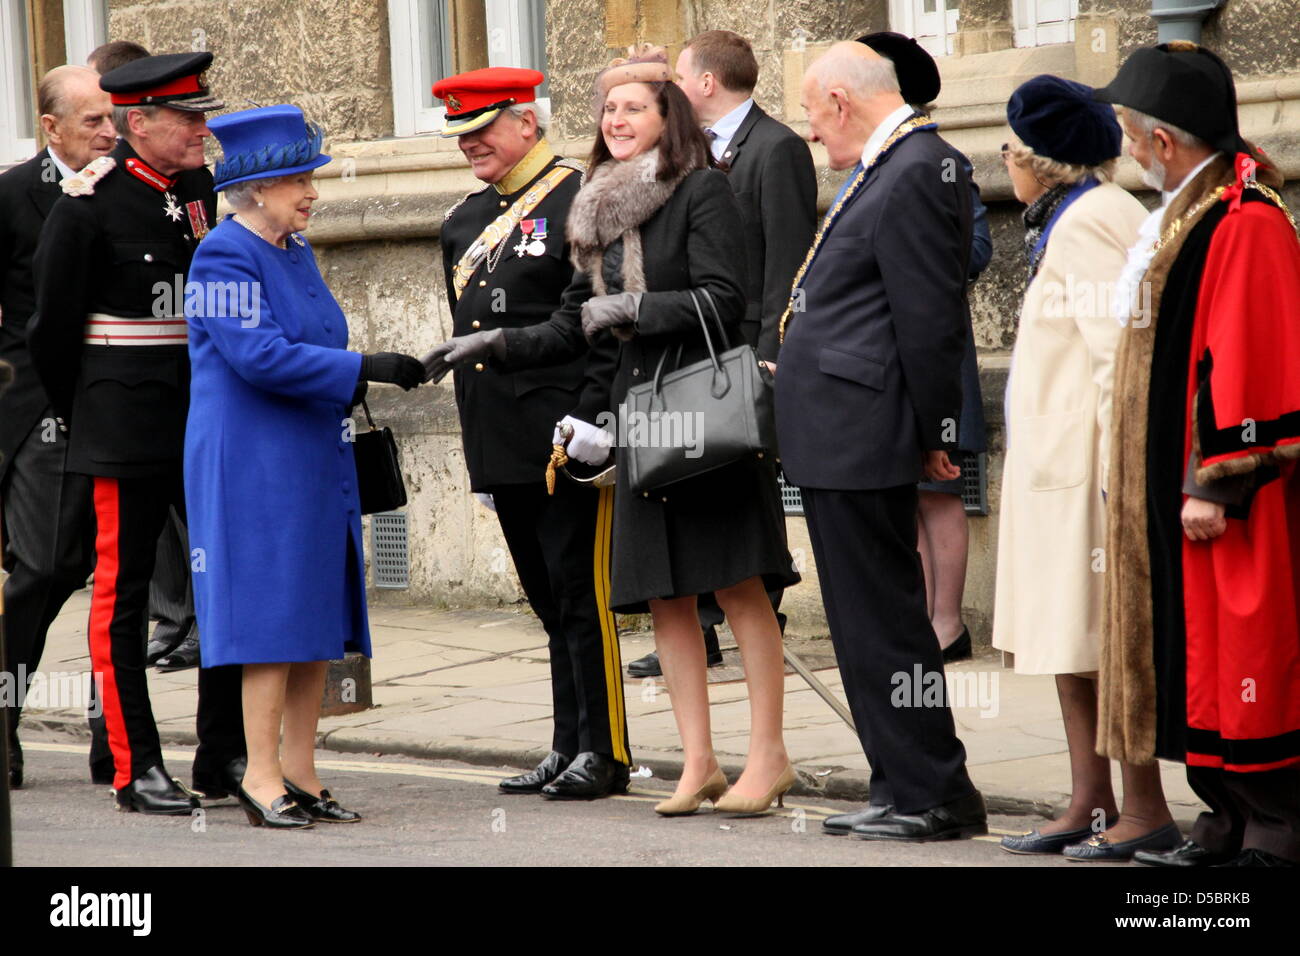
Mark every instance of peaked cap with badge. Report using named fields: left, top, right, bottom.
left=433, top=67, right=545, bottom=136
left=100, top=50, right=225, bottom=112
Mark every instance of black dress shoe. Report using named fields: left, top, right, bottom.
left=154, top=630, right=201, bottom=672
left=191, top=755, right=248, bottom=800
left=237, top=786, right=315, bottom=829
left=114, top=765, right=200, bottom=815
left=499, top=751, right=572, bottom=794
left=627, top=648, right=725, bottom=678
left=541, top=752, right=630, bottom=800
left=1215, top=848, right=1297, bottom=867
left=1062, top=822, right=1181, bottom=861
left=1134, top=838, right=1236, bottom=867
left=823, top=804, right=895, bottom=835
left=145, top=622, right=190, bottom=665
left=853, top=791, right=988, bottom=842
left=941, top=627, right=972, bottom=663
left=284, top=778, right=362, bottom=823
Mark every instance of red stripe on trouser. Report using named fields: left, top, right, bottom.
left=89, top=477, right=132, bottom=791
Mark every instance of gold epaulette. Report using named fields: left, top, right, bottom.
left=555, top=157, right=586, bottom=172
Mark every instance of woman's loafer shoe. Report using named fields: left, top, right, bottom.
left=853, top=791, right=988, bottom=842
left=1062, top=822, right=1181, bottom=861
left=284, top=778, right=362, bottom=823
left=823, top=804, right=895, bottom=835
left=540, top=752, right=629, bottom=800
left=1133, top=839, right=1236, bottom=867
left=114, top=765, right=200, bottom=815
left=237, top=786, right=315, bottom=829
left=499, top=751, right=572, bottom=794
left=1000, top=818, right=1118, bottom=855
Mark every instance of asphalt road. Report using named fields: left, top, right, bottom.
left=9, top=735, right=1070, bottom=868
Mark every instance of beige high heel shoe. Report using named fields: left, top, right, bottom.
left=712, top=762, right=796, bottom=814
left=654, top=767, right=729, bottom=816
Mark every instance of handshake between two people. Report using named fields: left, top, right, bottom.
left=419, top=292, right=642, bottom=385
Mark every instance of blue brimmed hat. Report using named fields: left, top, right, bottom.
left=209, top=105, right=330, bottom=191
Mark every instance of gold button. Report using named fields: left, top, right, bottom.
left=471, top=320, right=481, bottom=329
left=499, top=200, right=507, bottom=208
left=661, top=497, right=668, bottom=502
left=474, top=362, right=484, bottom=372
left=631, top=368, right=640, bottom=376
left=479, top=280, right=487, bottom=288
left=642, top=492, right=649, bottom=498
left=757, top=452, right=764, bottom=459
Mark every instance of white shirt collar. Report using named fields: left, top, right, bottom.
left=860, top=103, right=916, bottom=168
left=705, top=98, right=754, bottom=161
left=1161, top=152, right=1220, bottom=207
left=47, top=148, right=77, bottom=181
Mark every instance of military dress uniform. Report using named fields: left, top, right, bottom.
left=26, top=53, right=244, bottom=811
left=435, top=68, right=630, bottom=795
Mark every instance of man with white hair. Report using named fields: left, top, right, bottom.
left=776, top=41, right=985, bottom=842
left=423, top=68, right=632, bottom=800
left=0, top=64, right=114, bottom=790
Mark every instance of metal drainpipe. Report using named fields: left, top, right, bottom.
left=1150, top=0, right=1228, bottom=43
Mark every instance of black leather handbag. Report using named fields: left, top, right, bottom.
left=353, top=399, right=407, bottom=514
left=623, top=289, right=777, bottom=495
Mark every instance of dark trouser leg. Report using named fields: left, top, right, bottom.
left=802, top=486, right=973, bottom=814
left=148, top=508, right=195, bottom=645
left=493, top=484, right=579, bottom=758
left=1, top=420, right=95, bottom=769
left=493, top=481, right=630, bottom=764
left=1186, top=765, right=1245, bottom=855
left=1225, top=767, right=1300, bottom=862
left=166, top=488, right=243, bottom=777
left=88, top=475, right=174, bottom=789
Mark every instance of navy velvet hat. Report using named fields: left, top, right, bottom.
left=209, top=105, right=330, bottom=191
left=1008, top=75, right=1122, bottom=167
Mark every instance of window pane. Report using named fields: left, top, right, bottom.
left=418, top=0, right=454, bottom=110
left=9, top=0, right=33, bottom=139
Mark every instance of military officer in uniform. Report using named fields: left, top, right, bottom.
left=426, top=68, right=631, bottom=799
left=27, top=52, right=246, bottom=814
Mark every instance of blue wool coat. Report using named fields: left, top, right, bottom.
left=184, top=217, right=370, bottom=666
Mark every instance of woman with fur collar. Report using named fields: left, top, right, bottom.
left=425, top=45, right=801, bottom=816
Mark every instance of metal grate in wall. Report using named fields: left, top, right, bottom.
left=779, top=455, right=988, bottom=517
left=371, top=511, right=409, bottom=589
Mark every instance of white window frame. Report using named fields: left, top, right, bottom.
left=889, top=0, right=958, bottom=58
left=1, top=0, right=36, bottom=166
left=1014, top=0, right=1079, bottom=47
left=389, top=0, right=550, bottom=139
left=63, top=0, right=109, bottom=67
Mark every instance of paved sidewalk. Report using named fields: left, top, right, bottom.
left=21, top=589, right=1203, bottom=824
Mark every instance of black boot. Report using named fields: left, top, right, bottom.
left=114, top=765, right=200, bottom=815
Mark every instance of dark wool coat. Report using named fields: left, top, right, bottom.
left=505, top=167, right=800, bottom=612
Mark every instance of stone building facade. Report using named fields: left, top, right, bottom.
left=4, top=0, right=1297, bottom=642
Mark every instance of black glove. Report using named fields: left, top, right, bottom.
left=580, top=291, right=641, bottom=343
left=349, top=378, right=368, bottom=408
left=420, top=328, right=507, bottom=384
left=360, top=352, right=425, bottom=391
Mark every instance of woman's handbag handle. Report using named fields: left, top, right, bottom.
left=360, top=398, right=378, bottom=431
left=651, top=289, right=732, bottom=403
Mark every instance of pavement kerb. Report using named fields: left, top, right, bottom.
left=28, top=714, right=1055, bottom=819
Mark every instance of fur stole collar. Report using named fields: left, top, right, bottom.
left=566, top=149, right=695, bottom=294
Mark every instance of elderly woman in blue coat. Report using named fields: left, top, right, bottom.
left=185, top=106, right=424, bottom=829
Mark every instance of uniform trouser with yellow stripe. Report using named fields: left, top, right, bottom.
left=490, top=479, right=630, bottom=765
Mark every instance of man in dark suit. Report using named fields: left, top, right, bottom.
left=775, top=41, right=985, bottom=841
left=619, top=30, right=816, bottom=679
left=0, top=65, right=115, bottom=790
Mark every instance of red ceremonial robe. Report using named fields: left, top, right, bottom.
left=1179, top=191, right=1300, bottom=772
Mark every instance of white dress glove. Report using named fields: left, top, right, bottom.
left=474, top=492, right=496, bottom=512
left=551, top=415, right=613, bottom=467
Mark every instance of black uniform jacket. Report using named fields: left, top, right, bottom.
left=717, top=104, right=817, bottom=363
left=27, top=139, right=216, bottom=478
left=441, top=154, right=615, bottom=489
left=775, top=125, right=972, bottom=491
left=0, top=148, right=61, bottom=482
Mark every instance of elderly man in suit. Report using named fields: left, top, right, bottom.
left=776, top=41, right=985, bottom=841
left=0, top=65, right=115, bottom=790
left=618, top=30, right=817, bottom=679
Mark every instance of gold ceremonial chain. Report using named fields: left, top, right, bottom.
left=1154, top=182, right=1299, bottom=253
left=778, top=115, right=934, bottom=344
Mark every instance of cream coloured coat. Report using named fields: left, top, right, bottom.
left=992, top=182, right=1147, bottom=674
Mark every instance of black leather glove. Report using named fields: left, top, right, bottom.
left=360, top=352, right=425, bottom=390
left=580, top=291, right=641, bottom=343
left=420, top=328, right=507, bottom=384
left=349, top=378, right=368, bottom=408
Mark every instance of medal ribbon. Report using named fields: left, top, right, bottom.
left=452, top=165, right=576, bottom=298
left=778, top=115, right=936, bottom=344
